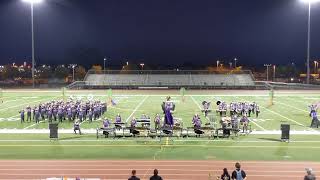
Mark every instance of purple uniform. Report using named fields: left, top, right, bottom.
left=115, top=115, right=121, bottom=123
left=103, top=120, right=111, bottom=128
left=131, top=119, right=137, bottom=127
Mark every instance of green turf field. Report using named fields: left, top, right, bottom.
left=0, top=89, right=319, bottom=161
left=0, top=89, right=318, bottom=131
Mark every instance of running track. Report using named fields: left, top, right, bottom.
left=0, top=160, right=317, bottom=179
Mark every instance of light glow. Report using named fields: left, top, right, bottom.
left=22, top=0, right=43, bottom=4
left=301, top=0, right=320, bottom=4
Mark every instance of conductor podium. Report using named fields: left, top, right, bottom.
left=281, top=124, right=290, bottom=142
left=49, top=123, right=58, bottom=139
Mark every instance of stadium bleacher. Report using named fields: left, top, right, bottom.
left=70, top=70, right=255, bottom=89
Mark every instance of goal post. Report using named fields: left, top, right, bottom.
left=107, top=88, right=113, bottom=104
left=180, top=87, right=186, bottom=102
left=61, top=87, right=67, bottom=102
left=269, top=88, right=274, bottom=106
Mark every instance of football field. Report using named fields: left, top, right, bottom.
left=1, top=89, right=320, bottom=179
left=0, top=89, right=318, bottom=131
left=0, top=89, right=320, bottom=162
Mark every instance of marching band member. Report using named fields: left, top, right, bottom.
left=255, top=105, right=260, bottom=118
left=202, top=101, right=211, bottom=117
left=240, top=115, right=249, bottom=133
left=154, top=114, right=161, bottom=129
left=310, top=111, right=319, bottom=128
left=57, top=106, right=64, bottom=123
left=131, top=117, right=137, bottom=128
left=115, top=113, right=122, bottom=123
left=309, top=104, right=317, bottom=117
left=88, top=109, right=93, bottom=122
left=192, top=114, right=202, bottom=129
left=47, top=108, right=53, bottom=123
left=102, top=119, right=112, bottom=138
left=26, top=106, right=32, bottom=122
left=73, top=120, right=81, bottom=135
left=19, top=109, right=25, bottom=123
left=130, top=117, right=139, bottom=136
left=231, top=114, right=238, bottom=129
left=230, top=102, right=236, bottom=116
left=67, top=108, right=72, bottom=122
left=35, top=108, right=40, bottom=123
left=103, top=119, right=111, bottom=128
left=192, top=114, right=203, bottom=136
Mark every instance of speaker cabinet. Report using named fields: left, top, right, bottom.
left=281, top=124, right=290, bottom=141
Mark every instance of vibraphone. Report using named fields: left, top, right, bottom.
left=96, top=117, right=251, bottom=139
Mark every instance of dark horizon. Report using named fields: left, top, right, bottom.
left=0, top=0, right=320, bottom=68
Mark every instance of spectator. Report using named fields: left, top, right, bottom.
left=221, top=168, right=231, bottom=180
left=304, top=168, right=316, bottom=180
left=231, top=162, right=246, bottom=180
left=150, top=169, right=163, bottom=180
left=128, top=170, right=140, bottom=180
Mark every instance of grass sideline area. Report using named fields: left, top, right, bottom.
left=0, top=134, right=320, bottom=161
left=0, top=89, right=319, bottom=161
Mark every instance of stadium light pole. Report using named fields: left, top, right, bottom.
left=103, top=57, right=107, bottom=72
left=264, top=64, right=272, bottom=81
left=273, top=65, right=276, bottom=82
left=69, top=64, right=77, bottom=82
left=22, top=0, right=43, bottom=88
left=140, top=63, right=145, bottom=70
left=314, top=61, right=318, bottom=73
left=301, top=0, right=320, bottom=84
left=234, top=58, right=237, bottom=68
left=216, top=60, right=220, bottom=69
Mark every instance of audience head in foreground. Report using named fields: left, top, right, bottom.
left=128, top=169, right=140, bottom=180
left=304, top=168, right=316, bottom=180
left=150, top=169, right=163, bottom=180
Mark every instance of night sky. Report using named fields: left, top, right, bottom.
left=0, top=0, right=320, bottom=68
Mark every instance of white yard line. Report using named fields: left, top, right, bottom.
left=23, top=121, right=46, bottom=129
left=0, top=114, right=20, bottom=122
left=0, top=98, right=21, bottom=105
left=286, top=96, right=318, bottom=105
left=0, top=96, right=60, bottom=112
left=273, top=100, right=309, bottom=113
left=250, top=120, right=267, bottom=131
left=274, top=98, right=309, bottom=113
left=251, top=96, right=307, bottom=127
left=190, top=96, right=202, bottom=110
left=252, top=97, right=315, bottom=131
left=125, top=96, right=149, bottom=122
